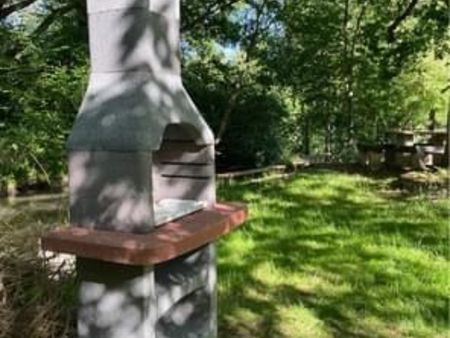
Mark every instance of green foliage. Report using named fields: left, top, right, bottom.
left=0, top=0, right=449, bottom=186
left=185, top=49, right=300, bottom=168
left=265, top=0, right=449, bottom=153
left=0, top=24, right=88, bottom=187
left=217, top=87, right=295, bottom=167
left=390, top=54, right=449, bottom=127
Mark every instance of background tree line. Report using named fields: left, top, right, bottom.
left=0, top=0, right=449, bottom=189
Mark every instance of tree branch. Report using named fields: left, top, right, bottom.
left=351, top=1, right=368, bottom=56
left=216, top=83, right=240, bottom=145
left=244, top=0, right=265, bottom=58
left=181, top=0, right=241, bottom=32
left=0, top=0, right=36, bottom=20
left=387, top=0, right=420, bottom=42
left=33, top=4, right=74, bottom=35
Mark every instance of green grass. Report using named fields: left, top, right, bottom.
left=0, top=169, right=448, bottom=338
left=217, top=170, right=449, bottom=338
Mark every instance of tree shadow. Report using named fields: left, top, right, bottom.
left=217, top=170, right=449, bottom=338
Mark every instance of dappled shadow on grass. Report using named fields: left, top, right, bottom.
left=0, top=172, right=448, bottom=338
left=217, top=170, right=449, bottom=338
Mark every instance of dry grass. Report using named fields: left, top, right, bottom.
left=0, top=195, right=76, bottom=338
left=397, top=169, right=449, bottom=196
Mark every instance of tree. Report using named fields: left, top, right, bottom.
left=1, top=0, right=449, bottom=187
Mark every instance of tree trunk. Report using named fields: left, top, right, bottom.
left=446, top=98, right=450, bottom=170
left=215, top=86, right=240, bottom=145
left=342, top=0, right=353, bottom=147
left=387, top=0, right=420, bottom=43
left=302, top=106, right=311, bottom=155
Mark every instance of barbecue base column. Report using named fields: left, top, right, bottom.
left=154, top=244, right=217, bottom=338
left=77, top=259, right=157, bottom=338
left=76, top=247, right=217, bottom=338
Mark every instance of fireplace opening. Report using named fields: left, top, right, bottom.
left=152, top=123, right=215, bottom=226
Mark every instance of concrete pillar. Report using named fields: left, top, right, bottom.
left=77, top=259, right=157, bottom=338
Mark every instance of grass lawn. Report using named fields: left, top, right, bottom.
left=0, top=169, right=448, bottom=337
left=217, top=169, right=449, bottom=338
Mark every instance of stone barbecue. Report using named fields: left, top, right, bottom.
left=41, top=1, right=247, bottom=337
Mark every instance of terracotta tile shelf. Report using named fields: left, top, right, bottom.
left=41, top=202, right=247, bottom=266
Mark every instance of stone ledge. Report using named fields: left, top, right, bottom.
left=41, top=202, right=247, bottom=266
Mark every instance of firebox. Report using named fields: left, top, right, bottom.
left=41, top=1, right=247, bottom=338
left=68, top=121, right=216, bottom=233
left=152, top=124, right=216, bottom=224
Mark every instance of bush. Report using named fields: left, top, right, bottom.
left=184, top=56, right=299, bottom=169
left=0, top=64, right=88, bottom=189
